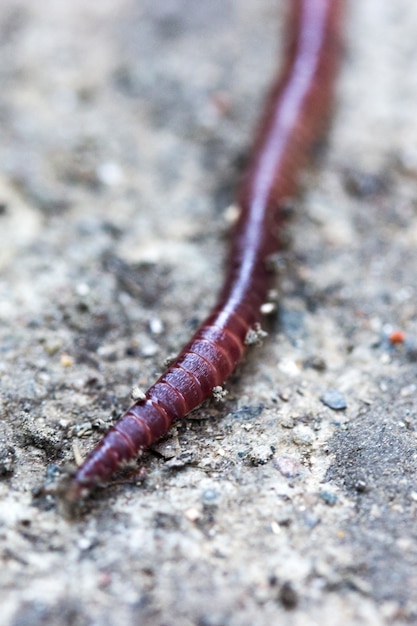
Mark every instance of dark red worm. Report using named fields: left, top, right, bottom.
left=67, top=0, right=343, bottom=500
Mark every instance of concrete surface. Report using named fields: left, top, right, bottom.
left=1, top=1, right=417, bottom=624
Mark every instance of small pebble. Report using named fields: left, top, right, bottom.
left=131, top=386, right=146, bottom=401
left=75, top=282, right=90, bottom=296
left=344, top=168, right=386, bottom=198
left=320, top=389, right=347, bottom=410
left=400, top=384, right=416, bottom=398
left=140, top=342, right=158, bottom=357
left=149, top=318, right=164, bottom=335
left=77, top=537, right=93, bottom=551
left=45, top=464, right=60, bottom=481
left=248, top=444, right=274, bottom=466
left=98, top=572, right=112, bottom=589
left=279, top=582, right=298, bottom=609
left=389, top=329, right=405, bottom=345
left=44, top=340, right=63, bottom=355
left=355, top=479, right=368, bottom=493
left=60, top=353, right=74, bottom=367
left=0, top=445, right=16, bottom=476
left=273, top=456, right=301, bottom=478
left=292, top=431, right=313, bottom=446
left=303, top=355, right=327, bottom=371
left=280, top=416, right=295, bottom=429
left=320, top=490, right=338, bottom=506
left=260, top=302, right=277, bottom=315
left=165, top=452, right=194, bottom=468
left=223, top=203, right=240, bottom=224
left=212, top=385, right=228, bottom=401
left=278, top=389, right=290, bottom=402
left=201, top=489, right=218, bottom=504
left=245, top=323, right=268, bottom=346
left=96, top=161, right=123, bottom=186
left=184, top=508, right=201, bottom=522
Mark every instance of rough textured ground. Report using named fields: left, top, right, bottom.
left=1, top=1, right=417, bottom=625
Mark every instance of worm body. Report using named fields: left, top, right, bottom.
left=68, top=0, right=343, bottom=499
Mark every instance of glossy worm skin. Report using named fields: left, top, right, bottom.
left=67, top=0, right=343, bottom=500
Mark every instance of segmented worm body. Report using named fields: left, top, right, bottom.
left=68, top=0, right=343, bottom=500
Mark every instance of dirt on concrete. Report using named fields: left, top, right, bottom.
left=1, top=1, right=417, bottom=625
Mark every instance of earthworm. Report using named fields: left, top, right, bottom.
left=66, top=0, right=343, bottom=500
